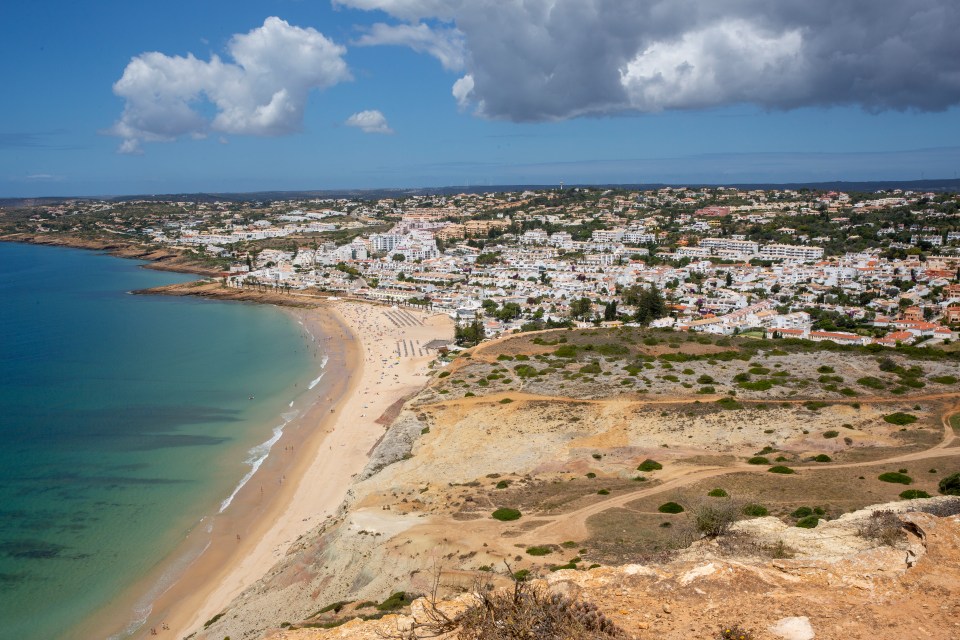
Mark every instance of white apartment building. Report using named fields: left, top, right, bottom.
left=623, top=231, right=657, bottom=245
left=370, top=233, right=402, bottom=252
left=758, top=244, right=825, bottom=262
left=699, top=238, right=759, bottom=255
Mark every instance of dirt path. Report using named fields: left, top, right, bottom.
left=518, top=404, right=959, bottom=543
left=422, top=389, right=960, bottom=410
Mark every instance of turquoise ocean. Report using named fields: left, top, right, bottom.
left=0, top=243, right=318, bottom=640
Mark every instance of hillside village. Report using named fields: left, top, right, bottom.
left=4, top=186, right=960, bottom=348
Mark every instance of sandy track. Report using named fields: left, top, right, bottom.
left=520, top=405, right=959, bottom=543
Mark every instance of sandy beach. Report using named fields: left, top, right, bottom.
left=84, top=300, right=451, bottom=640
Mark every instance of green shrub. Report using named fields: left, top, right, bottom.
left=658, top=502, right=684, bottom=514
left=883, top=412, right=918, bottom=426
left=707, top=488, right=728, bottom=497
left=597, top=489, right=610, bottom=495
left=637, top=459, right=662, bottom=472
left=585, top=472, right=597, bottom=479
left=878, top=472, right=913, bottom=485
left=716, top=397, right=743, bottom=410
left=822, top=430, right=839, bottom=438
left=804, top=401, right=829, bottom=411
left=750, top=367, right=771, bottom=375
left=940, top=473, right=960, bottom=496
left=526, top=546, right=552, bottom=556
left=817, top=365, right=835, bottom=373
left=697, top=374, right=716, bottom=384
left=580, top=363, right=602, bottom=374
left=738, top=380, right=773, bottom=391
left=747, top=456, right=770, bottom=465
left=931, top=375, right=958, bottom=385
left=813, top=454, right=832, bottom=462
left=791, top=506, right=813, bottom=518
left=437, top=371, right=451, bottom=378
left=377, top=592, right=416, bottom=611
left=742, top=504, right=768, bottom=517
left=795, top=515, right=820, bottom=528
left=492, top=508, right=522, bottom=521
left=769, top=466, right=795, bottom=474
left=554, top=345, right=578, bottom=358
left=499, top=398, right=514, bottom=404
left=900, top=489, right=931, bottom=499
left=496, top=480, right=511, bottom=489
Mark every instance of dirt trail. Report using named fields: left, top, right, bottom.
left=519, top=405, right=959, bottom=543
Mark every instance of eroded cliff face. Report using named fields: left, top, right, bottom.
left=261, top=506, right=960, bottom=640
left=202, top=498, right=960, bottom=640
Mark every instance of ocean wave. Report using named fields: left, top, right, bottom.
left=218, top=409, right=297, bottom=514
left=110, top=539, right=212, bottom=640
left=307, top=372, right=325, bottom=390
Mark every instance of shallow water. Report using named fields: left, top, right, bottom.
left=0, top=243, right=317, bottom=640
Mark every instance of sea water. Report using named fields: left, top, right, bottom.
left=0, top=243, right=318, bottom=640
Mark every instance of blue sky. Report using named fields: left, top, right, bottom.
left=2, top=0, right=959, bottom=197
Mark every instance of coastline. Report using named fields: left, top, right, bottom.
left=81, top=297, right=451, bottom=640
left=0, top=233, right=223, bottom=277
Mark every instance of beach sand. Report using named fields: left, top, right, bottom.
left=88, top=301, right=451, bottom=640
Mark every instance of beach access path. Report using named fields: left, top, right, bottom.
left=143, top=301, right=452, bottom=640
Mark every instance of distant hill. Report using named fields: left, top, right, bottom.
left=2, top=178, right=959, bottom=207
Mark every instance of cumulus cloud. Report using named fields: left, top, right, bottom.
left=108, top=17, right=350, bottom=152
left=335, top=0, right=960, bottom=121
left=354, top=23, right=465, bottom=71
left=345, top=109, right=394, bottom=134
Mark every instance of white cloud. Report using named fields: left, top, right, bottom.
left=345, top=109, right=394, bottom=134
left=354, top=23, right=465, bottom=71
left=108, top=17, right=350, bottom=152
left=451, top=74, right=474, bottom=110
left=336, top=0, right=960, bottom=121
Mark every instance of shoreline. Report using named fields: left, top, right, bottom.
left=0, top=233, right=222, bottom=277
left=81, top=298, right=451, bottom=640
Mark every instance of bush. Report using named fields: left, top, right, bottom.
left=437, top=371, right=451, bottom=378
left=597, top=489, right=610, bottom=495
left=931, top=375, right=958, bottom=385
left=742, top=504, right=769, bottom=517
left=912, top=497, right=960, bottom=516
left=496, top=480, right=511, bottom=489
left=637, top=459, right=662, bottom=472
left=716, top=397, right=743, bottom=410
left=718, top=625, right=754, bottom=640
left=822, top=430, right=839, bottom=438
left=697, top=374, right=717, bottom=384
left=377, top=591, right=417, bottom=611
left=857, top=510, right=903, bottom=546
left=940, top=473, right=960, bottom=496
left=795, top=515, right=820, bottom=528
left=768, top=466, right=795, bottom=474
left=884, top=412, right=918, bottom=426
left=492, top=508, right=522, bottom=521
left=658, top=501, right=685, bottom=514
left=693, top=499, right=741, bottom=537
left=455, top=582, right=627, bottom=640
left=738, top=380, right=773, bottom=391
left=526, top=546, right=553, bottom=556
left=813, top=454, right=832, bottom=463
left=554, top=345, right=578, bottom=358
left=857, top=376, right=885, bottom=389
left=900, top=489, right=931, bottom=499
left=747, top=456, right=770, bottom=465
left=707, top=488, right=728, bottom=497
left=878, top=472, right=913, bottom=485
